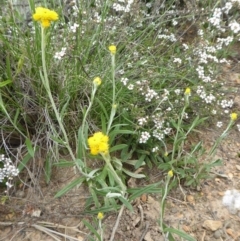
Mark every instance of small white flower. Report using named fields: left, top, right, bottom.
left=138, top=117, right=148, bottom=126
left=229, top=20, right=240, bottom=34
left=120, top=78, right=128, bottom=86
left=54, top=47, right=67, bottom=60
left=139, top=131, right=151, bottom=143
left=173, top=58, right=182, bottom=64
left=182, top=43, right=189, bottom=50
left=69, top=23, right=79, bottom=33
left=216, top=122, right=223, bottom=128
left=172, top=19, right=178, bottom=26
left=237, top=124, right=240, bottom=132
left=127, top=84, right=134, bottom=90
left=212, top=109, right=217, bottom=115
left=152, top=146, right=159, bottom=153
left=174, top=89, right=181, bottom=95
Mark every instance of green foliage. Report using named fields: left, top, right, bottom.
left=0, top=0, right=239, bottom=240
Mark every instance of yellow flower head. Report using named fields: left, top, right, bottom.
left=184, top=87, right=191, bottom=95
left=97, top=212, right=104, bottom=220
left=109, top=45, right=116, bottom=55
left=168, top=170, right=173, bottom=178
left=93, top=77, right=102, bottom=86
left=230, top=113, right=238, bottom=121
left=33, top=7, right=58, bottom=28
left=88, top=132, right=109, bottom=155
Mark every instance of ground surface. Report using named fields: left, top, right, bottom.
left=0, top=74, right=239, bottom=241
left=1, top=128, right=240, bottom=241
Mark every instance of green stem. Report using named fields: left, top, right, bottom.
left=171, top=98, right=188, bottom=163
left=81, top=85, right=98, bottom=147
left=209, top=120, right=234, bottom=156
left=107, top=54, right=116, bottom=134
left=99, top=219, right=103, bottom=241
left=40, top=27, right=90, bottom=178
left=160, top=176, right=170, bottom=235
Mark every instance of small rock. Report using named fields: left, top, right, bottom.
left=215, top=178, right=221, bottom=183
left=214, top=229, right=223, bottom=238
left=182, top=225, right=191, bottom=232
left=202, top=220, right=223, bottom=231
left=76, top=236, right=84, bottom=241
left=186, top=195, right=195, bottom=203
left=218, top=192, right=225, bottom=196
left=228, top=173, right=233, bottom=179
left=236, top=165, right=240, bottom=171
left=226, top=228, right=235, bottom=238
left=144, top=231, right=154, bottom=241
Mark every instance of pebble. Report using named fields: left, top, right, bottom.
left=202, top=220, right=223, bottom=231
left=214, top=229, right=223, bottom=238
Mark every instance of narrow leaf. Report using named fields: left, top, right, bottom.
left=110, top=144, right=128, bottom=153
left=122, top=168, right=145, bottom=178
left=82, top=220, right=101, bottom=240
left=17, top=153, right=32, bottom=172
left=25, top=138, right=35, bottom=157
left=45, top=156, right=51, bottom=184
left=118, top=197, right=133, bottom=211
left=13, top=108, right=20, bottom=126
left=0, top=79, right=12, bottom=88
left=164, top=227, right=196, bottom=241
left=54, top=177, right=85, bottom=198
left=52, top=160, right=75, bottom=167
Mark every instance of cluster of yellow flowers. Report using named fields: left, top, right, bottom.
left=88, top=132, right=109, bottom=155
left=33, top=7, right=58, bottom=28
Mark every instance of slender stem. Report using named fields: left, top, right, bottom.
left=171, top=101, right=188, bottom=163
left=209, top=120, right=233, bottom=156
left=160, top=177, right=170, bottom=236
left=81, top=86, right=97, bottom=147
left=40, top=27, right=90, bottom=178
left=99, top=219, right=103, bottom=241
left=111, top=54, right=116, bottom=105
left=107, top=54, right=116, bottom=134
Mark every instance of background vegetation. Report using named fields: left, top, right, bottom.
left=0, top=0, right=239, bottom=240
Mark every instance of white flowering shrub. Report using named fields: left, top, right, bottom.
left=0, top=154, right=19, bottom=190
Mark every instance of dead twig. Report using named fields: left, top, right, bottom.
left=0, top=220, right=87, bottom=241
left=139, top=221, right=150, bottom=241
left=138, top=204, right=144, bottom=229
left=109, top=204, right=125, bottom=241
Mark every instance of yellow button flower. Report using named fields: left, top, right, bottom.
left=168, top=170, right=173, bottom=178
left=230, top=113, right=238, bottom=121
left=88, top=132, right=109, bottom=155
left=184, top=87, right=191, bottom=95
left=33, top=7, right=58, bottom=28
left=93, top=77, right=102, bottom=86
left=109, top=45, right=116, bottom=54
left=97, top=212, right=104, bottom=220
